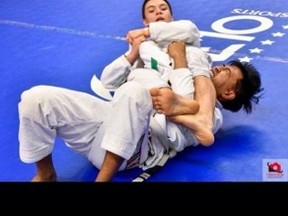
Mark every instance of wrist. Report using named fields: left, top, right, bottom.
left=143, top=27, right=150, bottom=37
left=124, top=54, right=137, bottom=65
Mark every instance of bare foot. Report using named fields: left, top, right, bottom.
left=169, top=114, right=214, bottom=146
left=150, top=88, right=199, bottom=116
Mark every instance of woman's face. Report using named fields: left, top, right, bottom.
left=143, top=0, right=173, bottom=26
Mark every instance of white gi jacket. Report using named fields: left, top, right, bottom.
left=100, top=20, right=223, bottom=169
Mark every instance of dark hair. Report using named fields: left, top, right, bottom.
left=142, top=0, right=173, bottom=19
left=220, top=60, right=264, bottom=114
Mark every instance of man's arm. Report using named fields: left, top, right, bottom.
left=126, top=20, right=200, bottom=46
left=151, top=41, right=216, bottom=146
left=149, top=20, right=200, bottom=46
left=101, top=36, right=145, bottom=89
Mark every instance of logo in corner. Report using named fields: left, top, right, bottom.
left=263, top=159, right=288, bottom=181
left=267, top=162, right=283, bottom=173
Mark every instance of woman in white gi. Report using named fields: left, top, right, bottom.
left=18, top=0, right=263, bottom=182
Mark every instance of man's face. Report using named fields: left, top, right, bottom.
left=143, top=0, right=173, bottom=26
left=210, top=64, right=243, bottom=101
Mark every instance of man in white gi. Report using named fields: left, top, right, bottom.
left=18, top=0, right=263, bottom=182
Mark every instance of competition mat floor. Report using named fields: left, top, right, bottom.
left=0, top=0, right=287, bottom=182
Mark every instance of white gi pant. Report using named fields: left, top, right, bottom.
left=18, top=82, right=153, bottom=171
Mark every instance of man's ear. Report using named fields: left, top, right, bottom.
left=143, top=19, right=149, bottom=27
left=221, top=90, right=236, bottom=100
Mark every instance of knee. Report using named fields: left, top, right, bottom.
left=118, top=81, right=150, bottom=99
left=19, top=85, right=56, bottom=115
left=115, top=81, right=152, bottom=109
left=21, top=85, right=55, bottom=103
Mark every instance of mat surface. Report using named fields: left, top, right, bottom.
left=0, top=0, right=287, bottom=182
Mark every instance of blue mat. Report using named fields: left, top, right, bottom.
left=0, top=0, right=287, bottom=182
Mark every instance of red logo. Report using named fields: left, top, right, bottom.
left=267, top=162, right=283, bottom=173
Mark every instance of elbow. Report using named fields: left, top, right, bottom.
left=100, top=70, right=111, bottom=89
